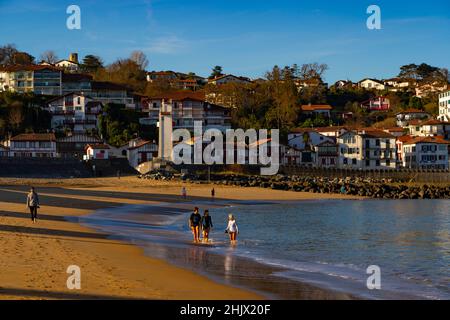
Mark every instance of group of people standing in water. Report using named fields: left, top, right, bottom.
left=189, top=207, right=239, bottom=245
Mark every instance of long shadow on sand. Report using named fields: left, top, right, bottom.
left=0, top=224, right=107, bottom=240
left=0, top=287, right=139, bottom=300
left=0, top=186, right=221, bottom=211
left=0, top=210, right=66, bottom=222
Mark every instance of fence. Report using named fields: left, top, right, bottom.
left=280, top=165, right=450, bottom=184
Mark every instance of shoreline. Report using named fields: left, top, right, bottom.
left=0, top=177, right=361, bottom=300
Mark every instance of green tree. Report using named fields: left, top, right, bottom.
left=81, top=55, right=104, bottom=73
left=209, top=66, right=224, bottom=79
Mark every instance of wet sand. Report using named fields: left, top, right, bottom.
left=0, top=177, right=361, bottom=300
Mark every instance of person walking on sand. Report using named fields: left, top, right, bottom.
left=26, top=187, right=40, bottom=223
left=226, top=214, right=239, bottom=244
left=201, top=210, right=213, bottom=243
left=181, top=187, right=187, bottom=200
left=211, top=188, right=215, bottom=200
left=189, top=207, right=202, bottom=243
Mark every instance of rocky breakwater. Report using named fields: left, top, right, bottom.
left=139, top=171, right=450, bottom=199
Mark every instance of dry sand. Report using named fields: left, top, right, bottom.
left=0, top=177, right=361, bottom=300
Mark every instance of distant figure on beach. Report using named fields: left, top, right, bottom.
left=181, top=187, right=187, bottom=199
left=189, top=207, right=201, bottom=243
left=117, top=169, right=121, bottom=179
left=211, top=188, right=215, bottom=200
left=201, top=210, right=213, bottom=243
left=26, top=187, right=40, bottom=223
left=92, top=164, right=96, bottom=177
left=226, top=214, right=239, bottom=244
left=340, top=185, right=346, bottom=194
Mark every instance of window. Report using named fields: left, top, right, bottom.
left=376, top=160, right=380, bottom=166
left=376, top=139, right=380, bottom=146
left=366, top=160, right=370, bottom=166
left=352, top=159, right=357, bottom=165
left=386, top=160, right=390, bottom=166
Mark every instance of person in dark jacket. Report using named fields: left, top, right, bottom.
left=201, top=210, right=213, bottom=243
left=26, top=187, right=40, bottom=223
left=189, top=207, right=201, bottom=243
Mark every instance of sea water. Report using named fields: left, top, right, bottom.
left=80, top=199, right=450, bottom=299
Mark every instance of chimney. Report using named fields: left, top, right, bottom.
left=69, top=53, right=79, bottom=64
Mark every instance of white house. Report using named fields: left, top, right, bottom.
left=127, top=139, right=158, bottom=168
left=438, top=90, right=450, bottom=122
left=358, top=78, right=386, bottom=91
left=7, top=133, right=57, bottom=158
left=141, top=92, right=232, bottom=132
left=360, top=96, right=390, bottom=111
left=337, top=130, right=397, bottom=170
left=288, top=129, right=334, bottom=150
left=54, top=53, right=80, bottom=73
left=85, top=144, right=110, bottom=160
left=46, top=92, right=102, bottom=133
left=396, top=109, right=430, bottom=127
left=208, top=74, right=252, bottom=86
left=407, top=119, right=450, bottom=140
left=401, top=136, right=449, bottom=169
left=383, top=77, right=416, bottom=91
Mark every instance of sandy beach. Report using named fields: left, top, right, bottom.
left=0, top=177, right=361, bottom=300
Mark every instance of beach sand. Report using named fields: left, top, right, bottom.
left=0, top=177, right=361, bottom=300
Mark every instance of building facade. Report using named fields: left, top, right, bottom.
left=7, top=133, right=57, bottom=158
left=401, top=137, right=449, bottom=169
left=438, top=90, right=450, bottom=122
left=337, top=130, right=397, bottom=170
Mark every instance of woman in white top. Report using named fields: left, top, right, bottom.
left=226, top=214, right=239, bottom=243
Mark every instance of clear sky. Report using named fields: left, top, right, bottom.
left=0, top=0, right=449, bottom=83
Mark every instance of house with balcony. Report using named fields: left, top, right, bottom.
left=141, top=92, right=232, bottom=132
left=90, top=81, right=135, bottom=108
left=315, top=141, right=338, bottom=168
left=401, top=136, right=450, bottom=169
left=46, top=92, right=102, bottom=133
left=300, top=104, right=333, bottom=118
left=438, top=90, right=450, bottom=122
left=407, top=119, right=450, bottom=140
left=396, top=109, right=430, bottom=127
left=360, top=96, right=390, bottom=112
left=62, top=73, right=92, bottom=94
left=7, top=133, right=57, bottom=158
left=337, top=129, right=397, bottom=170
left=0, top=65, right=62, bottom=95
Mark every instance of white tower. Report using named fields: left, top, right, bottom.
left=158, top=99, right=173, bottom=160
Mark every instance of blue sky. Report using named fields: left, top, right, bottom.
left=0, top=0, right=449, bottom=83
